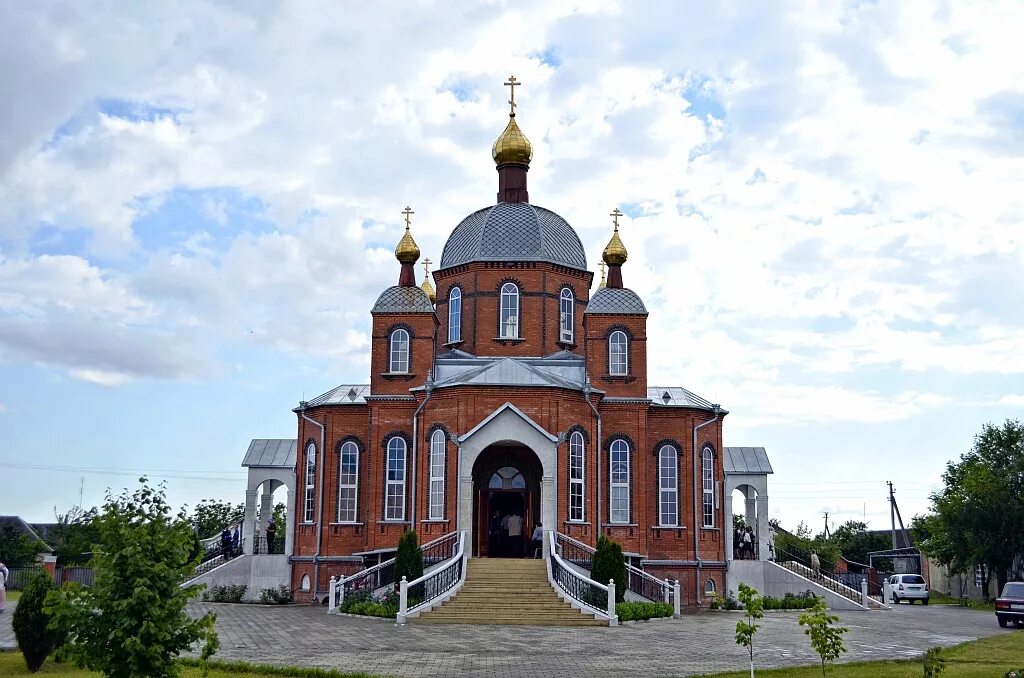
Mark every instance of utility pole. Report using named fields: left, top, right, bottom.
left=888, top=481, right=896, bottom=549
left=822, top=511, right=830, bottom=539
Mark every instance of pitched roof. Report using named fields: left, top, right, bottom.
left=648, top=386, right=720, bottom=411
left=371, top=286, right=435, bottom=314
left=241, top=439, right=297, bottom=468
left=585, top=287, right=648, bottom=315
left=303, top=384, right=370, bottom=407
left=723, top=447, right=774, bottom=475
left=0, top=515, right=53, bottom=553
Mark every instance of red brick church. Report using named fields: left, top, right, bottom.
left=288, top=82, right=728, bottom=607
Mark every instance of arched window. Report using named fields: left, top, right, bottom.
left=448, top=288, right=462, bottom=343
left=609, top=330, right=628, bottom=375
left=385, top=438, right=407, bottom=521
left=300, top=574, right=311, bottom=592
left=488, top=466, right=525, bottom=489
left=568, top=431, right=585, bottom=522
left=389, top=329, right=409, bottom=373
left=303, top=442, right=316, bottom=523
left=559, top=288, right=574, bottom=343
left=658, top=445, right=678, bottom=526
left=609, top=439, right=630, bottom=524
left=702, top=446, right=715, bottom=528
left=705, top=578, right=716, bottom=596
left=428, top=430, right=446, bottom=520
left=500, top=283, right=519, bottom=338
left=337, top=441, right=358, bottom=523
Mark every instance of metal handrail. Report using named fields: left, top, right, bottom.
left=774, top=548, right=880, bottom=607
left=548, top=531, right=616, bottom=623
left=398, top=531, right=467, bottom=622
left=554, top=532, right=675, bottom=605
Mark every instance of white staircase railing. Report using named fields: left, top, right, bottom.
left=397, top=530, right=468, bottom=624
left=547, top=531, right=618, bottom=626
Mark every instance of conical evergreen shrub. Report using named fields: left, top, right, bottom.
left=12, top=571, right=60, bottom=672
left=394, top=530, right=423, bottom=585
left=591, top=535, right=627, bottom=602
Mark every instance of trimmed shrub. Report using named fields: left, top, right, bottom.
left=615, top=601, right=673, bottom=621
left=394, top=531, right=423, bottom=586
left=12, top=572, right=61, bottom=672
left=202, top=584, right=247, bottom=603
left=590, top=535, right=627, bottom=603
left=259, top=585, right=292, bottom=605
left=762, top=590, right=820, bottom=610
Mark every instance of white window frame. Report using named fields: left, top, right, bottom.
left=337, top=441, right=358, bottom=523
left=568, top=431, right=585, bottom=522
left=385, top=437, right=407, bottom=521
left=389, top=329, right=410, bottom=373
left=609, top=330, right=628, bottom=375
left=428, top=430, right=446, bottom=520
left=702, top=446, right=715, bottom=528
left=303, top=442, right=316, bottom=523
left=500, top=282, right=519, bottom=338
left=705, top=578, right=716, bottom=596
left=658, top=445, right=679, bottom=527
left=448, top=287, right=462, bottom=343
left=609, top=439, right=630, bottom=524
left=559, top=287, right=574, bottom=343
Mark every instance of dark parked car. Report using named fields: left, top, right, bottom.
left=995, top=581, right=1024, bottom=628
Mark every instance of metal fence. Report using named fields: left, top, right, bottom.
left=5, top=566, right=95, bottom=589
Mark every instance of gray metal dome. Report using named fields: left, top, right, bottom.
left=371, top=286, right=435, bottom=314
left=439, top=203, right=587, bottom=270
left=585, top=287, right=648, bottom=315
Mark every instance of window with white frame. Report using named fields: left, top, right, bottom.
left=389, top=328, right=410, bottom=373
left=500, top=282, right=519, bottom=338
left=609, top=439, right=630, bottom=523
left=337, top=441, right=358, bottom=523
left=448, top=288, right=462, bottom=343
left=702, top=446, right=715, bottom=527
left=303, top=442, right=316, bottom=523
left=428, top=430, right=446, bottom=520
left=659, top=445, right=678, bottom=526
left=609, top=330, right=628, bottom=375
left=705, top=578, right=716, bottom=596
left=569, top=431, right=585, bottom=522
left=559, top=287, right=574, bottom=343
left=385, top=437, right=407, bottom=521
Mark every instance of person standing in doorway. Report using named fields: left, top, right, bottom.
left=489, top=510, right=502, bottom=557
left=734, top=526, right=744, bottom=559
left=231, top=526, right=240, bottom=556
left=505, top=511, right=524, bottom=557
left=220, top=528, right=232, bottom=558
left=266, top=518, right=277, bottom=553
left=742, top=527, right=753, bottom=560
left=530, top=522, right=543, bottom=559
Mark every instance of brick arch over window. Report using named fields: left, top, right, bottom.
left=336, top=435, right=365, bottom=454
left=425, top=422, right=453, bottom=444
left=566, top=424, right=590, bottom=445
left=379, top=431, right=413, bottom=449
left=498, top=279, right=522, bottom=339
left=650, top=438, right=683, bottom=455
left=382, top=434, right=410, bottom=521
left=335, top=436, right=364, bottom=523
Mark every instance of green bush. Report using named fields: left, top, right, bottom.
left=615, top=601, right=673, bottom=621
left=338, top=589, right=398, bottom=618
left=394, top=531, right=423, bottom=587
left=12, top=572, right=61, bottom=672
left=591, top=535, right=627, bottom=603
left=258, top=585, right=292, bottom=605
left=762, top=590, right=820, bottom=610
left=709, top=590, right=741, bottom=610
left=202, top=584, right=247, bottom=603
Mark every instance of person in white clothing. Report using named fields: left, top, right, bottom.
left=505, top=512, right=524, bottom=557
left=530, top=522, right=543, bottom=559
left=0, top=560, right=8, bottom=613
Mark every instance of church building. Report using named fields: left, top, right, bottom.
left=288, top=80, right=729, bottom=607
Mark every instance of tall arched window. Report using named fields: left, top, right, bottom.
left=500, top=283, right=519, bottom=338
left=559, top=288, right=574, bottom=343
left=609, top=439, right=630, bottom=524
left=447, top=288, right=462, bottom=343
left=609, top=330, right=628, bottom=375
left=702, top=446, right=715, bottom=528
left=385, top=437, right=407, bottom=521
left=337, top=441, right=358, bottom=523
left=389, top=329, right=409, bottom=373
left=658, top=445, right=678, bottom=526
left=428, top=430, right=446, bottom=520
left=568, top=431, right=585, bottom=522
left=303, top=442, right=316, bottom=523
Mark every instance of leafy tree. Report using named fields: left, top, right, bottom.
left=798, top=597, right=848, bottom=677
left=0, top=523, right=45, bottom=566
left=394, top=531, right=423, bottom=586
left=51, top=506, right=100, bottom=565
left=733, top=514, right=746, bottom=530
left=45, top=478, right=219, bottom=678
left=826, top=520, right=892, bottom=565
left=735, top=583, right=764, bottom=678
left=591, top=535, right=627, bottom=603
left=12, top=572, right=61, bottom=672
left=924, top=419, right=1024, bottom=595
left=190, top=499, right=244, bottom=540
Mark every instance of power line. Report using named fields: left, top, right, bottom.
left=0, top=462, right=244, bottom=482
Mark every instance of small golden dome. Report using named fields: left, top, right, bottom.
left=395, top=225, right=420, bottom=264
left=598, top=261, right=607, bottom=289
left=492, top=115, right=533, bottom=166
left=602, top=226, right=628, bottom=266
left=420, top=258, right=435, bottom=303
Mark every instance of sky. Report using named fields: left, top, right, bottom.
left=1, top=1, right=1022, bottom=536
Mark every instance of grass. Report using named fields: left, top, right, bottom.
left=0, top=652, right=379, bottom=677
left=6, top=591, right=21, bottom=602
left=705, top=630, right=1024, bottom=677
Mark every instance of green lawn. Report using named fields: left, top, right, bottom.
left=0, top=653, right=378, bottom=677
left=705, top=630, right=1024, bottom=677
left=5, top=590, right=21, bottom=602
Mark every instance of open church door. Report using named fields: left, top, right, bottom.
left=476, top=489, right=487, bottom=557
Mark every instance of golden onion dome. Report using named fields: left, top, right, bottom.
left=420, top=258, right=436, bottom=303
left=602, top=225, right=628, bottom=266
left=395, top=224, right=420, bottom=264
left=492, top=115, right=533, bottom=166
left=598, top=262, right=607, bottom=289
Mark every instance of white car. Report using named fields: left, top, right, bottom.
left=888, top=574, right=929, bottom=605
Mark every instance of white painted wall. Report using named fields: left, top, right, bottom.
left=185, top=554, right=290, bottom=602
left=728, top=560, right=867, bottom=611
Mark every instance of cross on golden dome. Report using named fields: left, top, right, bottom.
left=402, top=206, right=414, bottom=227
left=504, top=75, right=520, bottom=117
left=598, top=261, right=607, bottom=288
left=422, top=258, right=432, bottom=275
left=610, top=207, right=623, bottom=230
left=602, top=207, right=628, bottom=266
left=395, top=205, right=420, bottom=264
left=419, top=257, right=436, bottom=303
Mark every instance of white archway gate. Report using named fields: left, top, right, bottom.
left=241, top=439, right=296, bottom=556
left=723, top=447, right=774, bottom=564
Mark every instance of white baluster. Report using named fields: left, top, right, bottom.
left=607, top=579, right=618, bottom=626
left=673, top=580, right=681, bottom=619
left=328, top=576, right=337, bottom=613
left=397, top=576, right=408, bottom=625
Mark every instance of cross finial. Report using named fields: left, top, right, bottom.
left=402, top=206, right=414, bottom=228
left=610, top=207, right=623, bottom=230
left=504, top=74, right=520, bottom=116
left=422, top=257, right=432, bottom=275
left=599, top=261, right=606, bottom=278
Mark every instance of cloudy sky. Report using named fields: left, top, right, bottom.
left=1, top=1, right=1022, bottom=536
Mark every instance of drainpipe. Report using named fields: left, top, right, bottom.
left=583, top=377, right=602, bottom=538
left=410, top=372, right=435, bottom=530
left=693, top=404, right=720, bottom=607
left=299, top=404, right=326, bottom=601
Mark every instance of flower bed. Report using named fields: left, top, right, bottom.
left=615, top=601, right=673, bottom=621
left=337, top=590, right=398, bottom=618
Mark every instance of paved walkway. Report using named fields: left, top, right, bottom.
left=3, top=599, right=1017, bottom=676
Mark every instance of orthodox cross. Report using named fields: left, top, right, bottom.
left=599, top=261, right=607, bottom=280
left=402, top=205, right=414, bottom=228
left=422, top=258, right=432, bottom=276
left=610, top=207, right=623, bottom=230
left=504, top=74, right=520, bottom=115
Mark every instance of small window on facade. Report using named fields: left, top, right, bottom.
left=448, top=288, right=462, bottom=343
left=568, top=431, right=585, bottom=522
left=659, top=445, right=678, bottom=527
left=609, top=330, right=628, bottom=375
left=389, top=328, right=410, bottom=373
left=500, top=283, right=519, bottom=338
left=489, top=466, right=525, bottom=489
left=705, top=578, right=716, bottom=596
left=385, top=437, right=407, bottom=521
left=609, top=439, right=630, bottom=524
left=300, top=574, right=311, bottom=591
left=303, top=442, right=316, bottom=523
left=560, top=287, right=574, bottom=343
left=702, top=446, right=715, bottom=528
left=337, top=441, right=358, bottom=523
left=428, top=430, right=446, bottom=520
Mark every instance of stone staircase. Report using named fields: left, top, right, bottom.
left=414, top=558, right=604, bottom=626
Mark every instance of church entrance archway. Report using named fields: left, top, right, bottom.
left=471, top=444, right=542, bottom=558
